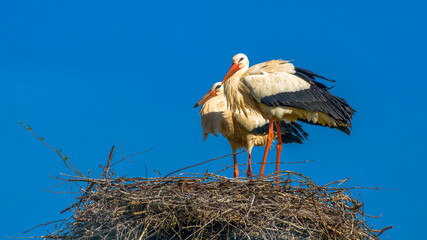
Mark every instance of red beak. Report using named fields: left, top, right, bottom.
left=221, top=63, right=240, bottom=84
left=193, top=90, right=217, bottom=108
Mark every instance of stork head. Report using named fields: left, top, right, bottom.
left=193, top=82, right=223, bottom=108
left=221, top=53, right=249, bottom=84
left=232, top=53, right=249, bottom=69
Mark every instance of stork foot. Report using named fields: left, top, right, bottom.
left=246, top=166, right=252, bottom=179
left=233, top=153, right=239, bottom=179
left=275, top=121, right=283, bottom=187
left=234, top=169, right=239, bottom=179
left=259, top=117, right=274, bottom=180
left=246, top=152, right=252, bottom=179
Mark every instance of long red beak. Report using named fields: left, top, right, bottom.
left=193, top=90, right=217, bottom=108
left=221, top=63, right=240, bottom=84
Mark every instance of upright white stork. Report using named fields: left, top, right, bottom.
left=220, top=54, right=355, bottom=181
left=194, top=82, right=308, bottom=179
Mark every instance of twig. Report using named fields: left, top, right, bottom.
left=103, top=145, right=115, bottom=179
left=22, top=219, right=68, bottom=234
left=375, top=226, right=393, bottom=237
left=164, top=150, right=246, bottom=178
left=311, top=196, right=332, bottom=239
left=110, top=148, right=154, bottom=167
left=19, top=121, right=84, bottom=177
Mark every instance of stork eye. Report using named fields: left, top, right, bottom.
left=239, top=57, right=244, bottom=62
left=215, top=85, right=221, bottom=90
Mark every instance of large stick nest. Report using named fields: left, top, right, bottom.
left=42, top=168, right=388, bottom=240
left=20, top=122, right=391, bottom=240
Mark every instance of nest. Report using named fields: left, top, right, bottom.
left=19, top=122, right=392, bottom=239
left=38, top=166, right=390, bottom=240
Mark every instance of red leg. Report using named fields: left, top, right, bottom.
left=233, top=153, right=239, bottom=178
left=275, top=121, right=283, bottom=184
left=247, top=151, right=252, bottom=179
left=259, top=117, right=274, bottom=179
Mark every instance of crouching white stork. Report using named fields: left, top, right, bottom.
left=194, top=82, right=308, bottom=179
left=221, top=53, right=355, bottom=182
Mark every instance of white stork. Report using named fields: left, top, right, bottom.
left=220, top=53, right=355, bottom=181
left=194, top=82, right=308, bottom=179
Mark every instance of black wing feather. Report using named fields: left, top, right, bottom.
left=251, top=121, right=309, bottom=144
left=294, top=71, right=329, bottom=90
left=261, top=86, right=355, bottom=126
left=295, top=67, right=335, bottom=82
left=260, top=68, right=355, bottom=128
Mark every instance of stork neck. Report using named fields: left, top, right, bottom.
left=224, top=75, right=247, bottom=114
left=224, top=66, right=248, bottom=93
left=233, top=66, right=248, bottom=79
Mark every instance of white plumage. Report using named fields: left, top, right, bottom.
left=221, top=53, right=355, bottom=181
left=194, top=82, right=308, bottom=178
left=244, top=72, right=311, bottom=101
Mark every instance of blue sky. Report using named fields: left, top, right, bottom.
left=1, top=0, right=426, bottom=239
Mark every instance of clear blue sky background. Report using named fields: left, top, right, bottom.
left=1, top=1, right=426, bottom=239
